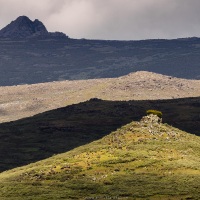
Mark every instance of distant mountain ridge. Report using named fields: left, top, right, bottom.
left=0, top=16, right=200, bottom=85
left=0, top=16, right=67, bottom=39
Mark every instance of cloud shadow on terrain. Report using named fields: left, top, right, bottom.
left=0, top=97, right=199, bottom=172
left=1, top=37, right=200, bottom=87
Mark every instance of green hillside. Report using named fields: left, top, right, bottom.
left=1, top=114, right=200, bottom=200
left=1, top=97, right=200, bottom=172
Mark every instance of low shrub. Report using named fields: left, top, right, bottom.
left=146, top=110, right=162, bottom=118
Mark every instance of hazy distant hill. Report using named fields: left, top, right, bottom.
left=1, top=115, right=200, bottom=199
left=0, top=16, right=200, bottom=86
left=0, top=71, right=199, bottom=123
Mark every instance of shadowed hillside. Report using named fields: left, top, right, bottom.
left=1, top=35, right=200, bottom=86
left=0, top=97, right=199, bottom=172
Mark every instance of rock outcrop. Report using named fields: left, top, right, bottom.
left=0, top=16, right=68, bottom=39
left=138, top=114, right=180, bottom=139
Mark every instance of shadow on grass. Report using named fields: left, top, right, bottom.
left=0, top=97, right=199, bottom=172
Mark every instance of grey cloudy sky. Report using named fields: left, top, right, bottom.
left=0, top=0, right=200, bottom=40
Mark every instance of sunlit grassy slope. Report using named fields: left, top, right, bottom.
left=0, top=116, right=200, bottom=200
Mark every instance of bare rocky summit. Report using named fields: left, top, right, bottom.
left=0, top=16, right=67, bottom=39
left=114, top=71, right=200, bottom=99
left=0, top=71, right=199, bottom=123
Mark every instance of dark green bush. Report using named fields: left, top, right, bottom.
left=146, top=110, right=162, bottom=118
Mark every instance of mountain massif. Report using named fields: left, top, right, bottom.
left=0, top=16, right=200, bottom=86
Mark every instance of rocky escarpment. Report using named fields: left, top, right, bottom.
left=0, top=16, right=67, bottom=39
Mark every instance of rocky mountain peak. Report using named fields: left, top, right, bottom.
left=0, top=16, right=67, bottom=39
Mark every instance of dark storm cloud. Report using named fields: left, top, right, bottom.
left=1, top=0, right=200, bottom=40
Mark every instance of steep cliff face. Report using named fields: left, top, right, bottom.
left=0, top=16, right=67, bottom=39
